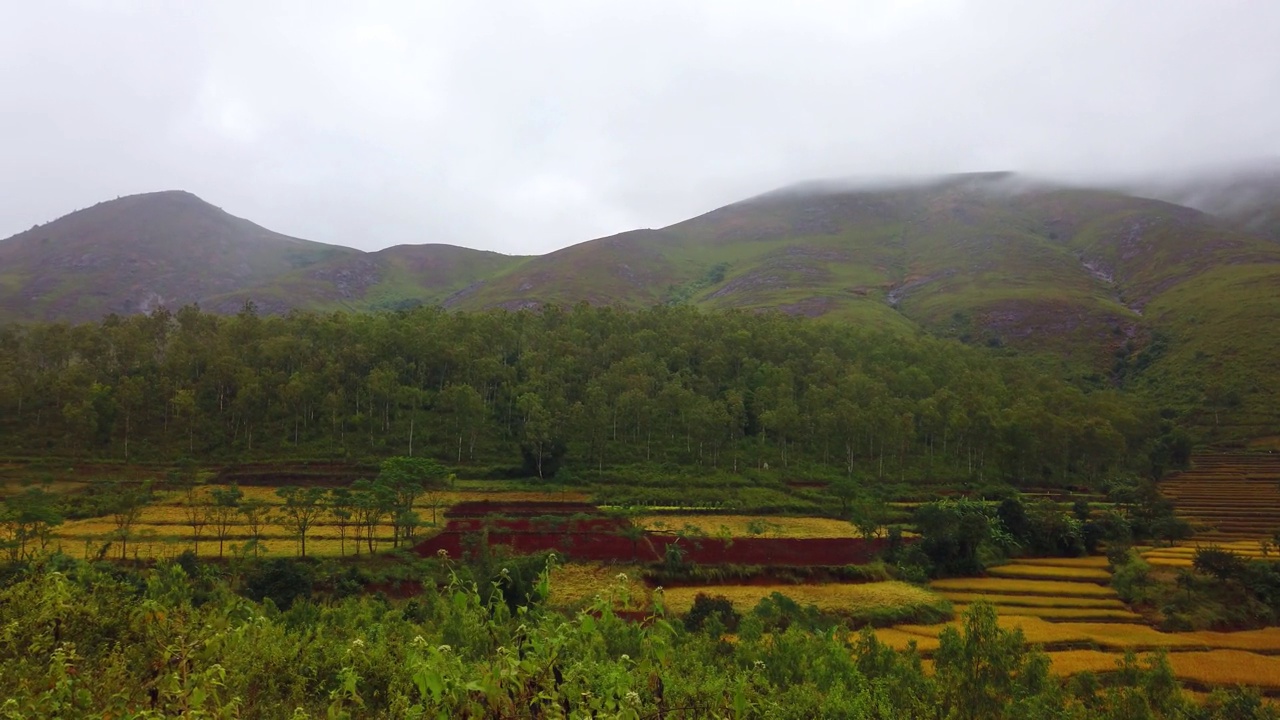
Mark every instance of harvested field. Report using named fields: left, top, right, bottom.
left=930, top=577, right=1118, bottom=598
left=660, top=581, right=947, bottom=617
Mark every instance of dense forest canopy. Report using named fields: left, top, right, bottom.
left=0, top=304, right=1183, bottom=484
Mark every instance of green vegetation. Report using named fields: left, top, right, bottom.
left=0, top=305, right=1176, bottom=488
left=2, top=556, right=1277, bottom=718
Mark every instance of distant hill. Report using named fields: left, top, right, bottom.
left=1130, top=161, right=1280, bottom=241
left=3, top=173, right=1280, bottom=439
left=0, top=191, right=354, bottom=322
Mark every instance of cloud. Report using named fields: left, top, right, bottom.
left=2, top=0, right=1279, bottom=253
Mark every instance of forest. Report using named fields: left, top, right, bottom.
left=0, top=303, right=1188, bottom=485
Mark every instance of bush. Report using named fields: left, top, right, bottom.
left=683, top=593, right=740, bottom=633
left=242, top=558, right=314, bottom=610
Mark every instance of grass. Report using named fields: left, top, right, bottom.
left=896, top=617, right=1280, bottom=654
left=661, top=581, right=951, bottom=623
left=930, top=577, right=1119, bottom=598
left=546, top=563, right=651, bottom=610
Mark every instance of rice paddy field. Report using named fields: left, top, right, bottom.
left=1158, top=453, right=1280, bottom=542
left=877, top=550, right=1280, bottom=695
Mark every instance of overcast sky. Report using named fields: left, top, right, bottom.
left=3, top=1, right=1279, bottom=254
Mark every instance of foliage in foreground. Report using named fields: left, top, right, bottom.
left=0, top=557, right=1276, bottom=719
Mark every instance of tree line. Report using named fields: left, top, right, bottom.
left=0, top=303, right=1185, bottom=483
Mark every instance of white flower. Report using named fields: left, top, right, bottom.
left=412, top=635, right=427, bottom=647
left=625, top=691, right=641, bottom=705
left=437, top=644, right=453, bottom=654
left=615, top=572, right=629, bottom=582
left=350, top=638, right=365, bottom=649
left=754, top=660, right=767, bottom=671
left=620, top=654, right=631, bottom=662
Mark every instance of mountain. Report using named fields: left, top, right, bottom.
left=202, top=243, right=528, bottom=315
left=0, top=191, right=354, bottom=322
left=1129, top=160, right=1280, bottom=241
left=3, top=176, right=1280, bottom=439
left=0, top=191, right=525, bottom=322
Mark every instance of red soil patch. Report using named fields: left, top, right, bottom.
left=413, top=502, right=898, bottom=567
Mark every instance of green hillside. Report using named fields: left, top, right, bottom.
left=3, top=175, right=1279, bottom=440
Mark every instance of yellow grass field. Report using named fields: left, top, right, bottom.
left=986, top=564, right=1112, bottom=582
left=930, top=577, right=1118, bottom=598
left=660, top=581, right=946, bottom=615
left=546, top=563, right=651, bottom=609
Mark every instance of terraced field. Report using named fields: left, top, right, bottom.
left=880, top=556, right=1280, bottom=695
left=1160, top=452, right=1280, bottom=542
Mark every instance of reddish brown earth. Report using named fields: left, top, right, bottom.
left=414, top=502, right=896, bottom=566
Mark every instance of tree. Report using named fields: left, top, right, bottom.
left=108, top=481, right=150, bottom=560
left=209, top=485, right=243, bottom=558
left=182, top=486, right=211, bottom=556
left=0, top=487, right=63, bottom=561
left=328, top=488, right=354, bottom=556
left=275, top=486, right=326, bottom=558
left=239, top=497, right=269, bottom=558
left=377, top=456, right=451, bottom=532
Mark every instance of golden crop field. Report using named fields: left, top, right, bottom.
left=950, top=605, right=1141, bottom=621
left=1045, top=649, right=1143, bottom=676
left=935, top=592, right=1126, bottom=609
left=986, top=564, right=1112, bottom=582
left=871, top=627, right=942, bottom=653
left=930, top=577, right=1119, bottom=598
left=1165, top=650, right=1280, bottom=690
left=660, top=581, right=945, bottom=615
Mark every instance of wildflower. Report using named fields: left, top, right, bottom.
left=437, top=645, right=452, bottom=654
left=625, top=691, right=641, bottom=705
left=754, top=660, right=766, bottom=671
left=436, top=549, right=449, bottom=559
left=350, top=638, right=365, bottom=649
left=615, top=572, right=629, bottom=582
left=620, top=654, right=631, bottom=663
left=412, top=635, right=427, bottom=647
